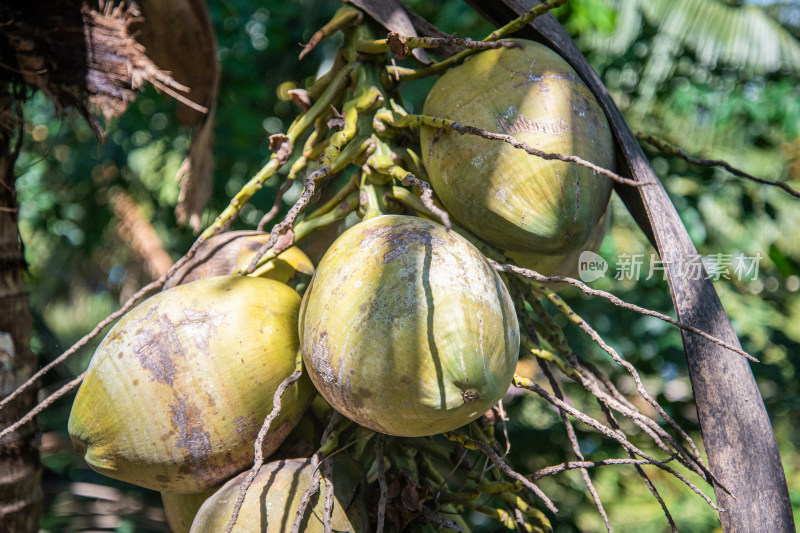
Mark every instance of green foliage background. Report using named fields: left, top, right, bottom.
left=15, top=0, right=799, bottom=531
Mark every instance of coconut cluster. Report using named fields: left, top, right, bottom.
left=67, top=38, right=613, bottom=532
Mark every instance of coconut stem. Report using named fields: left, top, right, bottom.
left=299, top=5, right=363, bottom=60
left=201, top=65, right=355, bottom=241
left=383, top=0, right=567, bottom=82
left=356, top=34, right=519, bottom=58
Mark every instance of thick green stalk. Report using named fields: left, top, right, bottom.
left=385, top=0, right=567, bottom=82
left=200, top=66, right=354, bottom=240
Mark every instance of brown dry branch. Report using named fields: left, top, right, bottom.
left=514, top=374, right=719, bottom=510
left=493, top=260, right=757, bottom=362
left=0, top=236, right=208, bottom=419
left=530, top=458, right=663, bottom=480
left=257, top=119, right=330, bottom=231
left=376, top=433, right=388, bottom=533
left=293, top=454, right=322, bottom=533
left=223, top=360, right=304, bottom=533
left=246, top=165, right=331, bottom=273
left=444, top=432, right=558, bottom=515
left=449, top=122, right=650, bottom=187
left=539, top=361, right=611, bottom=532
left=257, top=176, right=296, bottom=231
left=521, top=281, right=721, bottom=488
left=398, top=173, right=451, bottom=229
left=515, top=282, right=715, bottom=484
left=596, top=398, right=678, bottom=532
left=0, top=373, right=85, bottom=443
left=291, top=411, right=342, bottom=533
left=521, top=322, right=689, bottom=473
left=637, top=132, right=800, bottom=199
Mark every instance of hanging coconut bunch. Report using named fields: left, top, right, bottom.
left=0, top=1, right=763, bottom=531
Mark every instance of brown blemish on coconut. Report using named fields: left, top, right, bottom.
left=169, top=393, right=214, bottom=486
left=133, top=314, right=186, bottom=386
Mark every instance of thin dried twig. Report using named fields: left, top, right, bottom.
left=493, top=260, right=757, bottom=362
left=597, top=400, right=678, bottom=533
left=400, top=174, right=451, bottom=228
left=540, top=362, right=611, bottom=532
left=0, top=373, right=86, bottom=442
left=445, top=432, right=559, bottom=515
left=522, top=282, right=724, bottom=490
left=246, top=166, right=330, bottom=273
left=292, top=411, right=342, bottom=533
left=387, top=111, right=648, bottom=187
left=531, top=458, right=661, bottom=480
left=224, top=362, right=304, bottom=533
left=257, top=176, right=296, bottom=231
left=451, top=122, right=648, bottom=187
left=514, top=374, right=719, bottom=510
left=510, top=278, right=710, bottom=481
left=637, top=131, right=800, bottom=199
left=292, top=455, right=322, bottom=533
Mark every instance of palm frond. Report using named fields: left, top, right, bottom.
left=641, top=0, right=800, bottom=73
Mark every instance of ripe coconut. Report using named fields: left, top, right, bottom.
left=420, top=39, right=614, bottom=270
left=68, top=276, right=314, bottom=492
left=162, top=488, right=217, bottom=533
left=299, top=215, right=519, bottom=437
left=163, top=231, right=314, bottom=290
left=189, top=457, right=366, bottom=532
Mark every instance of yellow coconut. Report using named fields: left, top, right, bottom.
left=162, top=488, right=217, bottom=533
left=420, top=39, right=614, bottom=269
left=507, top=209, right=610, bottom=284
left=163, top=231, right=314, bottom=290
left=299, top=215, right=519, bottom=437
left=189, top=457, right=366, bottom=532
left=68, top=276, right=314, bottom=492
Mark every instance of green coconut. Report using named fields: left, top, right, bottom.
left=420, top=39, right=614, bottom=268
left=162, top=488, right=217, bottom=533
left=189, top=457, right=366, bottom=532
left=507, top=210, right=610, bottom=283
left=68, top=276, right=314, bottom=492
left=299, top=215, right=520, bottom=437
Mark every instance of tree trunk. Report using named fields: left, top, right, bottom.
left=0, top=96, right=43, bottom=532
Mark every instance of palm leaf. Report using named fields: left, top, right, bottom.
left=640, top=0, right=800, bottom=73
